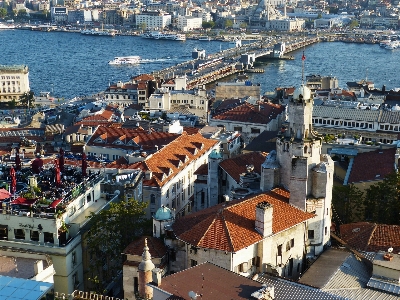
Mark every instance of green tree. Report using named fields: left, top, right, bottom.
left=332, top=184, right=364, bottom=224
left=349, top=19, right=359, bottom=29
left=0, top=8, right=7, bottom=19
left=364, top=172, right=400, bottom=225
left=17, top=9, right=27, bottom=19
left=139, top=22, right=147, bottom=32
left=202, top=21, right=215, bottom=29
left=8, top=99, right=16, bottom=109
left=240, top=22, right=247, bottom=29
left=19, top=91, right=35, bottom=108
left=86, top=197, right=151, bottom=293
left=224, top=19, right=233, bottom=29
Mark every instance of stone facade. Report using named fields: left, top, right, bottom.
left=0, top=65, right=30, bottom=102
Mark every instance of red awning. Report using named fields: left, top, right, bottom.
left=11, top=197, right=37, bottom=206
left=0, top=188, right=11, bottom=200
left=49, top=199, right=62, bottom=208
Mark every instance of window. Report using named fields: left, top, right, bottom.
left=286, top=241, right=291, bottom=251
left=308, top=230, right=315, bottom=239
left=288, top=258, right=293, bottom=276
left=325, top=226, right=327, bottom=235
left=166, top=190, right=169, bottom=198
left=201, top=191, right=205, bottom=205
left=30, top=230, right=39, bottom=241
left=190, top=259, right=197, bottom=267
left=277, top=244, right=282, bottom=256
left=150, top=194, right=156, bottom=204
left=14, top=229, right=25, bottom=240
left=233, top=126, right=242, bottom=132
left=251, top=128, right=260, bottom=134
left=72, top=251, right=76, bottom=266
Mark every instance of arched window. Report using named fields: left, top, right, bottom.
left=150, top=194, right=156, bottom=204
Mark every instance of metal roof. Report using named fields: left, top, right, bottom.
left=257, top=274, right=346, bottom=300
left=0, top=276, right=53, bottom=300
left=313, top=106, right=379, bottom=121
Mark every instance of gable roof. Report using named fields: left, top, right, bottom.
left=123, top=236, right=167, bottom=258
left=339, top=222, right=400, bottom=253
left=347, top=148, right=396, bottom=183
left=87, top=126, right=180, bottom=152
left=172, top=188, right=314, bottom=252
left=211, top=102, right=285, bottom=125
left=139, top=132, right=218, bottom=187
left=219, top=152, right=266, bottom=183
left=154, top=262, right=263, bottom=300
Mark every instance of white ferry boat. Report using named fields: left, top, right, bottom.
left=141, top=32, right=186, bottom=41
left=385, top=41, right=399, bottom=50
left=198, top=36, right=211, bottom=41
left=108, top=56, right=140, bottom=65
left=81, top=29, right=115, bottom=37
left=0, top=23, right=15, bottom=30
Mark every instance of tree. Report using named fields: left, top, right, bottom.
left=349, top=19, right=359, bottom=29
left=0, top=8, right=7, bottom=19
left=17, top=9, right=27, bottom=19
left=86, top=197, right=151, bottom=294
left=19, top=91, right=35, bottom=108
left=240, top=22, right=247, bottom=29
left=224, top=19, right=233, bottom=29
left=364, top=172, right=400, bottom=225
left=332, top=184, right=364, bottom=224
left=139, top=22, right=147, bottom=32
left=202, top=21, right=215, bottom=29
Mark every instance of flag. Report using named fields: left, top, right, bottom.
left=302, top=52, right=306, bottom=61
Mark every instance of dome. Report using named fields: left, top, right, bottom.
left=209, top=149, right=223, bottom=159
left=293, top=84, right=312, bottom=101
left=154, top=205, right=173, bottom=221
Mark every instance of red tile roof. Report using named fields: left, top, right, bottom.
left=219, top=152, right=266, bottom=183
left=173, top=188, right=314, bottom=252
left=156, top=262, right=263, bottom=300
left=339, top=222, right=400, bottom=253
left=212, top=102, right=285, bottom=125
left=87, top=126, right=180, bottom=152
left=194, top=163, right=208, bottom=175
left=140, top=132, right=218, bottom=187
left=133, top=74, right=154, bottom=81
left=347, top=148, right=396, bottom=183
left=123, top=236, right=167, bottom=258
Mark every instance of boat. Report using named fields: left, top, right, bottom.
left=81, top=28, right=115, bottom=37
left=385, top=41, right=399, bottom=50
left=0, top=23, right=15, bottom=30
left=140, top=31, right=186, bottom=41
left=108, top=56, right=140, bottom=65
left=198, top=36, right=211, bottom=41
left=379, top=40, right=391, bottom=47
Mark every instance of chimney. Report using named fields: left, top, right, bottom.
left=145, top=170, right=152, bottom=180
left=152, top=268, right=162, bottom=286
left=34, top=260, right=43, bottom=275
left=255, top=202, right=273, bottom=237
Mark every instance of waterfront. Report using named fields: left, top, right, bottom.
left=1, top=29, right=400, bottom=99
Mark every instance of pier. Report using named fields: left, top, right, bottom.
left=152, top=36, right=319, bottom=89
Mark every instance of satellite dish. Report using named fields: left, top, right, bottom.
left=388, top=247, right=393, bottom=253
left=188, top=291, right=198, bottom=299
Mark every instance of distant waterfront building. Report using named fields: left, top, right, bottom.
left=51, top=6, right=68, bottom=23
left=177, top=15, right=203, bottom=31
left=135, top=11, right=172, bottom=30
left=0, top=65, right=30, bottom=102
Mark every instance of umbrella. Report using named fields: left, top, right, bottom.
left=0, top=188, right=11, bottom=200
left=59, top=148, right=65, bottom=172
left=82, top=153, right=87, bottom=177
left=15, top=148, right=21, bottom=171
left=32, top=157, right=44, bottom=174
left=55, top=159, right=61, bottom=187
left=10, top=167, right=16, bottom=194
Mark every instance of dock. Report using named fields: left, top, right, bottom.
left=152, top=36, right=319, bottom=89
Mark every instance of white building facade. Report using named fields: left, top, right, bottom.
left=0, top=65, right=30, bottom=102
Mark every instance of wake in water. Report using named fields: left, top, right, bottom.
left=141, top=58, right=173, bottom=63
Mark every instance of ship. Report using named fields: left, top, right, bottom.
left=140, top=31, right=186, bottom=41
left=108, top=56, right=140, bottom=65
left=81, top=28, right=115, bottom=37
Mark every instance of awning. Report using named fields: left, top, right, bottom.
left=11, top=197, right=37, bottom=206
left=49, top=199, right=62, bottom=208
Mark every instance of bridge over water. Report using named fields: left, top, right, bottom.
left=152, top=36, right=319, bottom=89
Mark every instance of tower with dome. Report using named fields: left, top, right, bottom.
left=261, top=84, right=334, bottom=256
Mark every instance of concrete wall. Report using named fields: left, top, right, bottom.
left=215, top=84, right=260, bottom=100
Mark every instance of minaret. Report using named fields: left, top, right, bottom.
left=207, top=149, right=223, bottom=207
left=138, top=239, right=155, bottom=299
